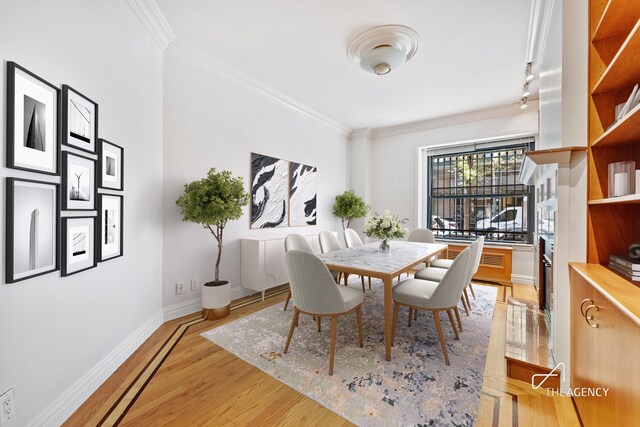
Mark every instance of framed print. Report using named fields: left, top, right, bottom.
left=6, top=62, right=60, bottom=175
left=62, top=85, right=98, bottom=153
left=5, top=178, right=59, bottom=283
left=288, top=161, right=317, bottom=226
left=98, top=139, right=123, bottom=190
left=250, top=153, right=288, bottom=228
left=98, top=194, right=123, bottom=261
left=61, top=216, right=97, bottom=276
left=62, top=151, right=96, bottom=210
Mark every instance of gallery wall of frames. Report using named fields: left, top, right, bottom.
left=5, top=61, right=124, bottom=283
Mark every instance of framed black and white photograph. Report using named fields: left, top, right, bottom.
left=61, top=216, right=97, bottom=276
left=62, top=85, right=98, bottom=154
left=98, top=139, right=123, bottom=190
left=250, top=153, right=289, bottom=229
left=62, top=151, right=96, bottom=210
left=98, top=194, right=123, bottom=261
left=5, top=178, right=59, bottom=283
left=289, top=161, right=317, bottom=226
left=6, top=62, right=60, bottom=175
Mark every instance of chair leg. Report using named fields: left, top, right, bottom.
left=461, top=296, right=470, bottom=316
left=433, top=310, right=450, bottom=365
left=469, top=283, right=476, bottom=299
left=464, top=288, right=472, bottom=310
left=447, top=309, right=459, bottom=340
left=356, top=306, right=364, bottom=348
left=335, top=273, right=341, bottom=284
left=408, top=308, right=413, bottom=327
left=317, top=316, right=321, bottom=332
left=284, top=307, right=299, bottom=353
left=344, top=273, right=349, bottom=286
left=368, top=276, right=371, bottom=289
left=391, top=303, right=400, bottom=346
left=454, top=306, right=463, bottom=332
left=360, top=275, right=365, bottom=293
left=329, top=317, right=338, bottom=375
left=284, top=291, right=292, bottom=311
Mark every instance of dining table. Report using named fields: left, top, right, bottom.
left=317, top=240, right=449, bottom=361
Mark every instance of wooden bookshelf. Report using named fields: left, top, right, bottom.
left=592, top=0, right=640, bottom=44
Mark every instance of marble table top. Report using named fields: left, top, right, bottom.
left=317, top=241, right=448, bottom=276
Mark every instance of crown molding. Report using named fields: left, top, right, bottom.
left=348, top=127, right=373, bottom=141
left=165, top=41, right=351, bottom=137
left=371, top=100, right=539, bottom=140
left=126, top=0, right=176, bottom=51
left=537, top=0, right=556, bottom=62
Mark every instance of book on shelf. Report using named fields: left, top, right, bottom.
left=609, top=254, right=640, bottom=271
left=608, top=263, right=640, bottom=282
left=617, top=83, right=640, bottom=120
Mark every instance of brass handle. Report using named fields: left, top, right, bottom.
left=580, top=299, right=593, bottom=316
left=584, top=304, right=599, bottom=328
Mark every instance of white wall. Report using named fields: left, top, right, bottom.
left=0, top=1, right=164, bottom=425
left=162, top=54, right=348, bottom=310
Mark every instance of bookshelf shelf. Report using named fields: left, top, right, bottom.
left=592, top=0, right=640, bottom=45
left=592, top=102, right=640, bottom=147
left=588, top=194, right=640, bottom=205
left=591, top=19, right=640, bottom=96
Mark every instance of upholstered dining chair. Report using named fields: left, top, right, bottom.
left=283, top=250, right=365, bottom=375
left=342, top=228, right=371, bottom=290
left=391, top=247, right=473, bottom=365
left=406, top=228, right=437, bottom=276
left=414, top=237, right=485, bottom=316
left=283, top=234, right=314, bottom=311
left=318, top=231, right=366, bottom=292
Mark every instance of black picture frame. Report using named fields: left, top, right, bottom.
left=6, top=61, right=61, bottom=175
left=97, top=139, right=124, bottom=191
left=61, top=151, right=96, bottom=211
left=62, top=85, right=98, bottom=154
left=97, top=194, right=124, bottom=262
left=5, top=178, right=60, bottom=283
left=61, top=216, right=97, bottom=276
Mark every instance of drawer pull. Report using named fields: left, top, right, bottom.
left=584, top=304, right=599, bottom=328
left=580, top=299, right=593, bottom=316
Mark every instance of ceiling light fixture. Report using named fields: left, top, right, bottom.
left=522, top=83, right=531, bottom=98
left=347, top=25, right=419, bottom=76
left=525, top=62, right=535, bottom=82
left=520, top=97, right=529, bottom=109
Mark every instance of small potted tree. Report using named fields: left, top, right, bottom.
left=332, top=190, right=369, bottom=230
left=176, top=168, right=249, bottom=320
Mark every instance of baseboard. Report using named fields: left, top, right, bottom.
left=28, top=309, right=164, bottom=427
left=163, top=298, right=202, bottom=322
left=512, top=274, right=535, bottom=286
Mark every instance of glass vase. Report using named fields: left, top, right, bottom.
left=379, top=239, right=390, bottom=252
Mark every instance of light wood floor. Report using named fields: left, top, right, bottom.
left=66, top=283, right=581, bottom=426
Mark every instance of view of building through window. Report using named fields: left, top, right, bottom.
left=427, top=142, right=534, bottom=243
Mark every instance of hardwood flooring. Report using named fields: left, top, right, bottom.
left=66, top=283, right=581, bottom=426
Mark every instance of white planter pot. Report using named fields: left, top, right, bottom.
left=201, top=280, right=231, bottom=320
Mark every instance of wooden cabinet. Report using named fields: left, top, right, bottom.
left=570, top=264, right=640, bottom=425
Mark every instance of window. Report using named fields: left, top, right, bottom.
left=426, top=139, right=534, bottom=243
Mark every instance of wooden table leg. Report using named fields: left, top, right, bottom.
left=384, top=276, right=393, bottom=361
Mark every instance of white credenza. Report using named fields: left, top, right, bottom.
left=240, top=234, right=321, bottom=300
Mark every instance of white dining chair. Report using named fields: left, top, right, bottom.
left=283, top=234, right=314, bottom=311
left=342, top=228, right=371, bottom=290
left=318, top=231, right=356, bottom=289
left=284, top=250, right=365, bottom=375
left=406, top=228, right=437, bottom=275
left=391, top=247, right=473, bottom=365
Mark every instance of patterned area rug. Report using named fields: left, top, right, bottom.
left=202, top=280, right=497, bottom=426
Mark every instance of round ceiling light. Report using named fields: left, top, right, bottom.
left=347, top=25, right=419, bottom=76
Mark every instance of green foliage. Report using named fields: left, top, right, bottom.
left=176, top=168, right=249, bottom=231
left=332, top=190, right=369, bottom=229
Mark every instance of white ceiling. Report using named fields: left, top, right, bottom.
left=157, top=0, right=533, bottom=130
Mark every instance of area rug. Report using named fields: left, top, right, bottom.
left=202, top=280, right=497, bottom=426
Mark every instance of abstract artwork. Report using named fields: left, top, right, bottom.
left=250, top=153, right=288, bottom=228
left=62, top=152, right=96, bottom=210
left=5, top=178, right=59, bottom=283
left=98, top=139, right=124, bottom=190
left=62, top=85, right=98, bottom=153
left=6, top=62, right=59, bottom=175
left=289, top=162, right=317, bottom=226
left=62, top=217, right=96, bottom=276
left=98, top=194, right=123, bottom=261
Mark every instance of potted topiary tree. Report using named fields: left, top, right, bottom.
left=176, top=168, right=249, bottom=320
left=332, top=190, right=369, bottom=230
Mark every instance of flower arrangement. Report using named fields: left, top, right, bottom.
left=364, top=210, right=409, bottom=251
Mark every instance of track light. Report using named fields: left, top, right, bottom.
left=520, top=97, right=528, bottom=109
left=522, top=83, right=530, bottom=98
left=525, top=62, right=535, bottom=82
